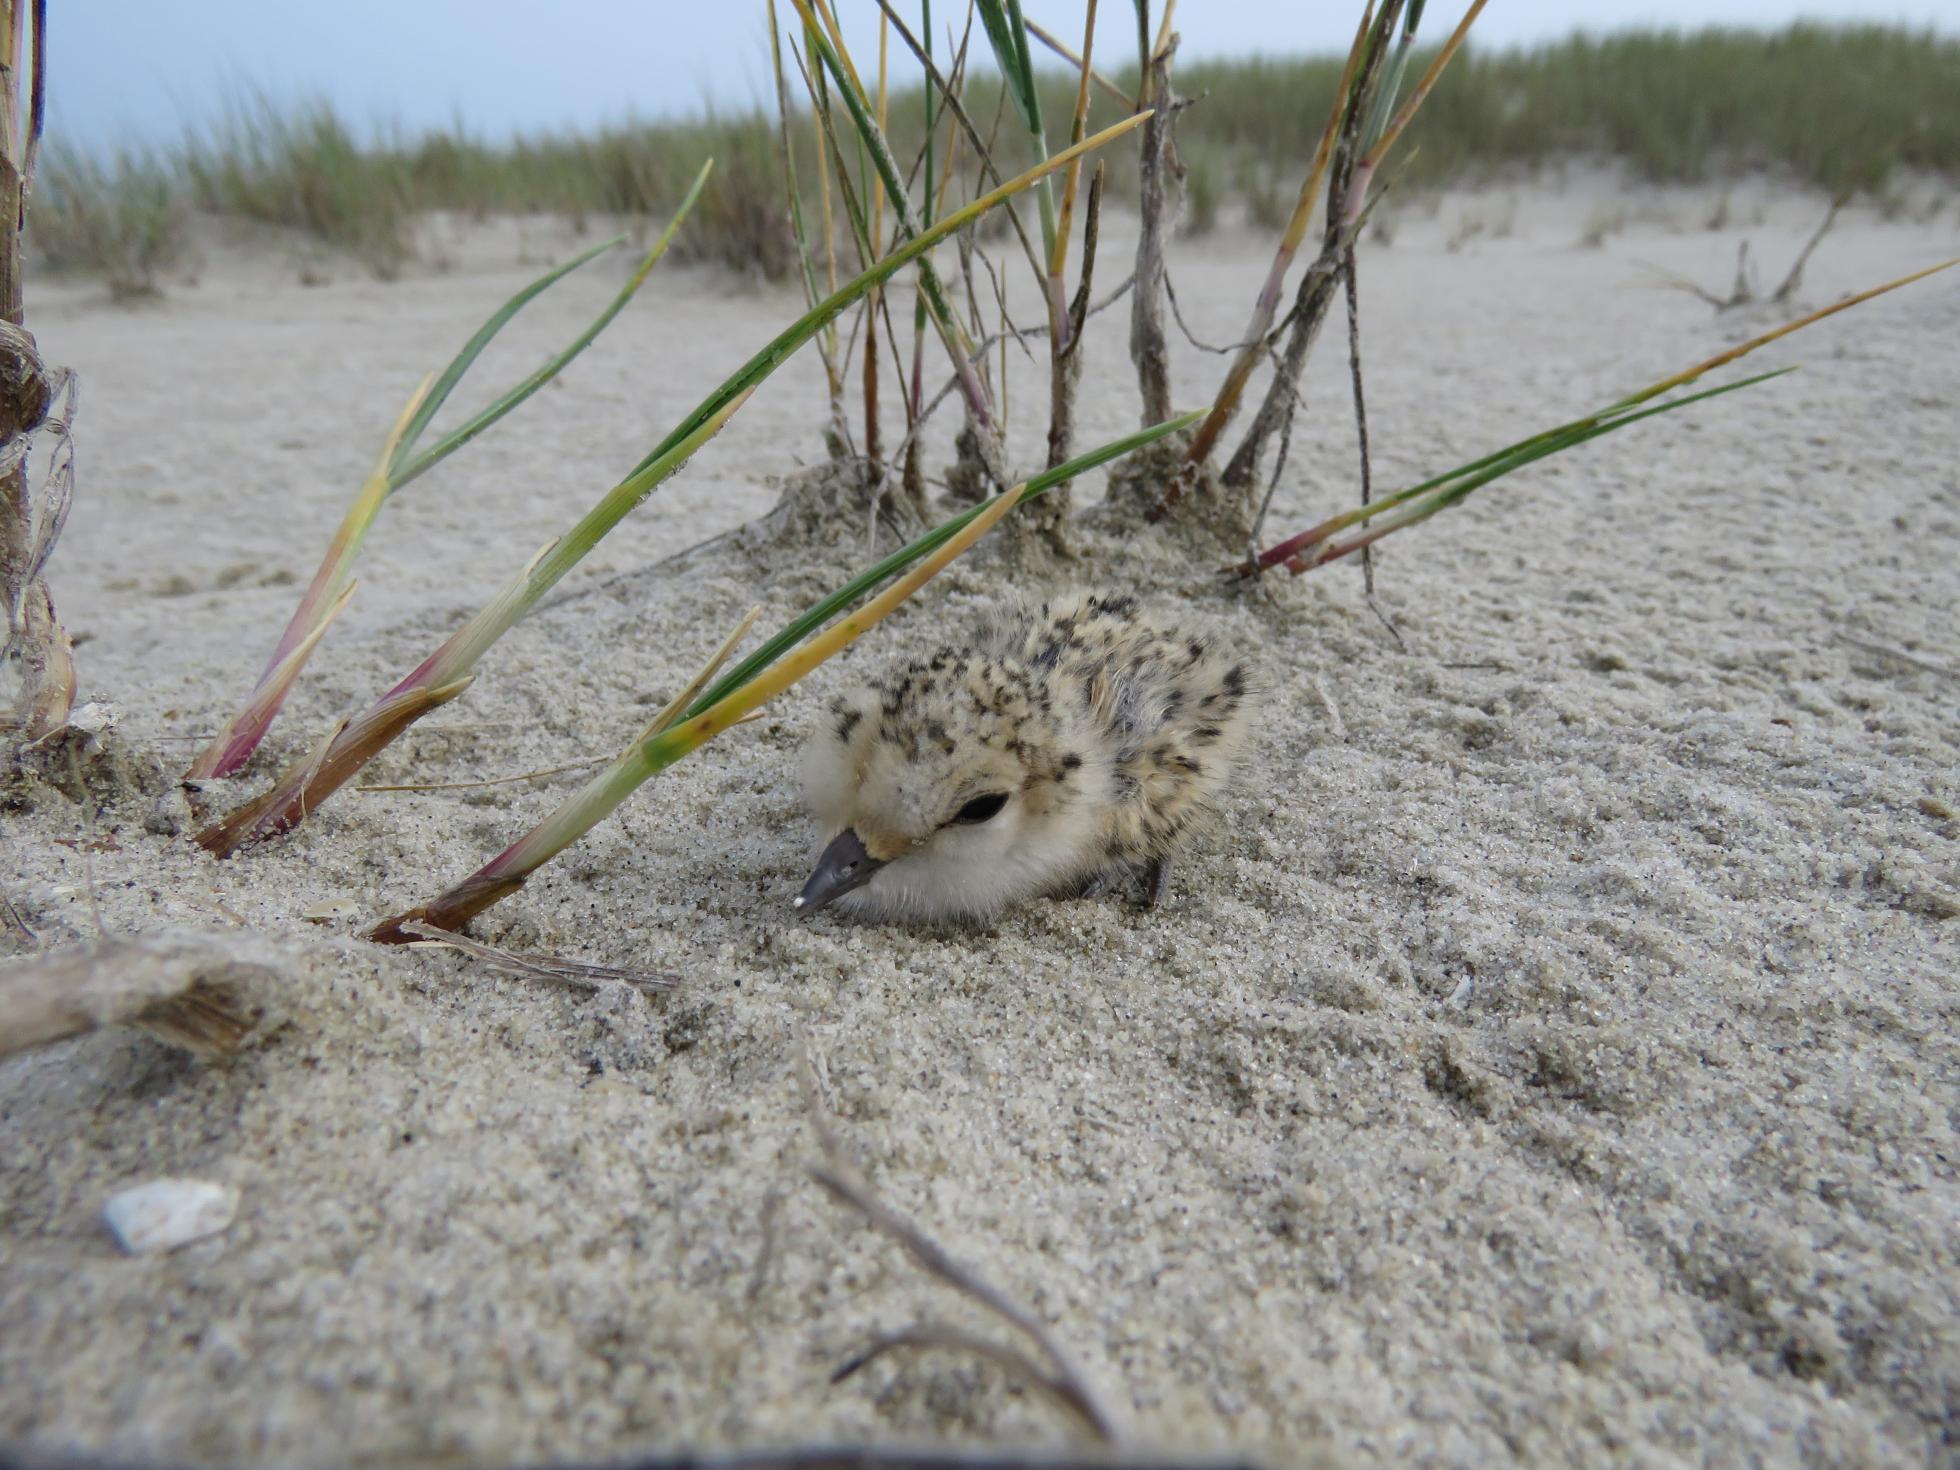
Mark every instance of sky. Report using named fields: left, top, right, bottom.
left=48, top=1, right=1960, bottom=153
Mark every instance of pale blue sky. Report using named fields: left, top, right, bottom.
left=50, top=1, right=1960, bottom=152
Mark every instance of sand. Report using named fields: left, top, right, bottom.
left=3, top=175, right=1958, bottom=1467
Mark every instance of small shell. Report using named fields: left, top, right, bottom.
left=102, top=1178, right=238, bottom=1254
left=301, top=897, right=362, bottom=923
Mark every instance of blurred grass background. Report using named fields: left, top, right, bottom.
left=30, top=24, right=1959, bottom=296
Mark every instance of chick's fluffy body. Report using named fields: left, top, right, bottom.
left=802, top=592, right=1255, bottom=922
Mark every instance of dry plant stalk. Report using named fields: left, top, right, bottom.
left=401, top=923, right=677, bottom=995
left=1037, top=0, right=1102, bottom=507
left=1128, top=30, right=1177, bottom=429
left=188, top=194, right=707, bottom=784
left=367, top=474, right=1043, bottom=940
left=800, top=1047, right=1120, bottom=1443
left=1220, top=2, right=1403, bottom=495
left=1158, top=0, right=1488, bottom=522
left=0, top=933, right=271, bottom=1060
left=1236, top=256, right=1959, bottom=577
left=200, top=116, right=1147, bottom=860
left=0, top=0, right=73, bottom=740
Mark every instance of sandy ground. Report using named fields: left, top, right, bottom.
left=3, top=175, right=1958, bottom=1467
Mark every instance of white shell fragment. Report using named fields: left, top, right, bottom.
left=102, top=1179, right=239, bottom=1254
left=65, top=702, right=117, bottom=737
left=301, top=897, right=362, bottom=923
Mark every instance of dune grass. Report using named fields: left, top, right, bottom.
left=1177, top=24, right=1960, bottom=196
left=182, top=96, right=418, bottom=277
left=27, top=24, right=1959, bottom=290
left=31, top=145, right=185, bottom=297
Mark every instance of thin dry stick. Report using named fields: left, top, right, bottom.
left=1771, top=186, right=1852, bottom=304
left=1164, top=268, right=1274, bottom=356
left=1639, top=242, right=1757, bottom=311
left=1157, top=2, right=1373, bottom=515
left=0, top=886, right=33, bottom=942
left=1023, top=15, right=1132, bottom=108
left=1340, top=262, right=1372, bottom=591
left=1218, top=4, right=1402, bottom=496
left=798, top=1048, right=1119, bottom=1443
left=1129, top=34, right=1178, bottom=429
left=873, top=0, right=1048, bottom=290
left=357, top=758, right=605, bottom=794
left=1247, top=344, right=1307, bottom=550
left=832, top=1324, right=1116, bottom=1434
left=1043, top=162, right=1103, bottom=492
left=1341, top=246, right=1381, bottom=604
left=402, top=922, right=677, bottom=995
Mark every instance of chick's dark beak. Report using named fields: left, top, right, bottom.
left=795, top=828, right=886, bottom=913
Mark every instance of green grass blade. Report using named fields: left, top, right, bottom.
left=198, top=118, right=1147, bottom=854
left=974, top=0, right=1057, bottom=256
left=1376, top=369, right=1793, bottom=526
left=1259, top=370, right=1794, bottom=575
left=391, top=161, right=713, bottom=490
left=689, top=407, right=1208, bottom=718
left=624, top=108, right=1149, bottom=483
left=921, top=0, right=936, bottom=230
left=387, top=233, right=624, bottom=476
left=1415, top=370, right=1792, bottom=518
left=795, top=11, right=963, bottom=341
left=372, top=408, right=1204, bottom=940
left=768, top=0, right=828, bottom=321
left=975, top=0, right=1040, bottom=135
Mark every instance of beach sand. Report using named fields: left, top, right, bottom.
left=4, top=176, right=1957, bottom=1466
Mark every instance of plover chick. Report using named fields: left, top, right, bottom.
left=796, top=591, right=1255, bottom=924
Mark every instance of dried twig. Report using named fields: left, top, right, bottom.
left=1216, top=4, right=1398, bottom=500
left=0, top=886, right=33, bottom=942
left=357, top=758, right=607, bottom=794
left=1341, top=243, right=1378, bottom=600
left=1043, top=164, right=1104, bottom=495
left=1022, top=15, right=1133, bottom=109
left=401, top=922, right=678, bottom=995
left=1340, top=243, right=1403, bottom=650
left=799, top=1047, right=1119, bottom=1443
left=1640, top=241, right=1757, bottom=311
left=1771, top=187, right=1852, bottom=304
left=1129, top=35, right=1180, bottom=429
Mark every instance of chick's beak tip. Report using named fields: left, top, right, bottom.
left=796, top=827, right=885, bottom=914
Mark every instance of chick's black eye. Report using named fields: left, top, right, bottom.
left=953, top=791, right=1009, bottom=824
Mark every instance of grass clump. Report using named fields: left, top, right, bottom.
left=1174, top=23, right=1960, bottom=195
left=31, top=24, right=1960, bottom=294
left=404, top=115, right=792, bottom=277
left=183, top=96, right=416, bottom=277
left=30, top=146, right=185, bottom=297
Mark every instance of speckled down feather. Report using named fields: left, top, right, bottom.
left=800, top=592, right=1257, bottom=923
